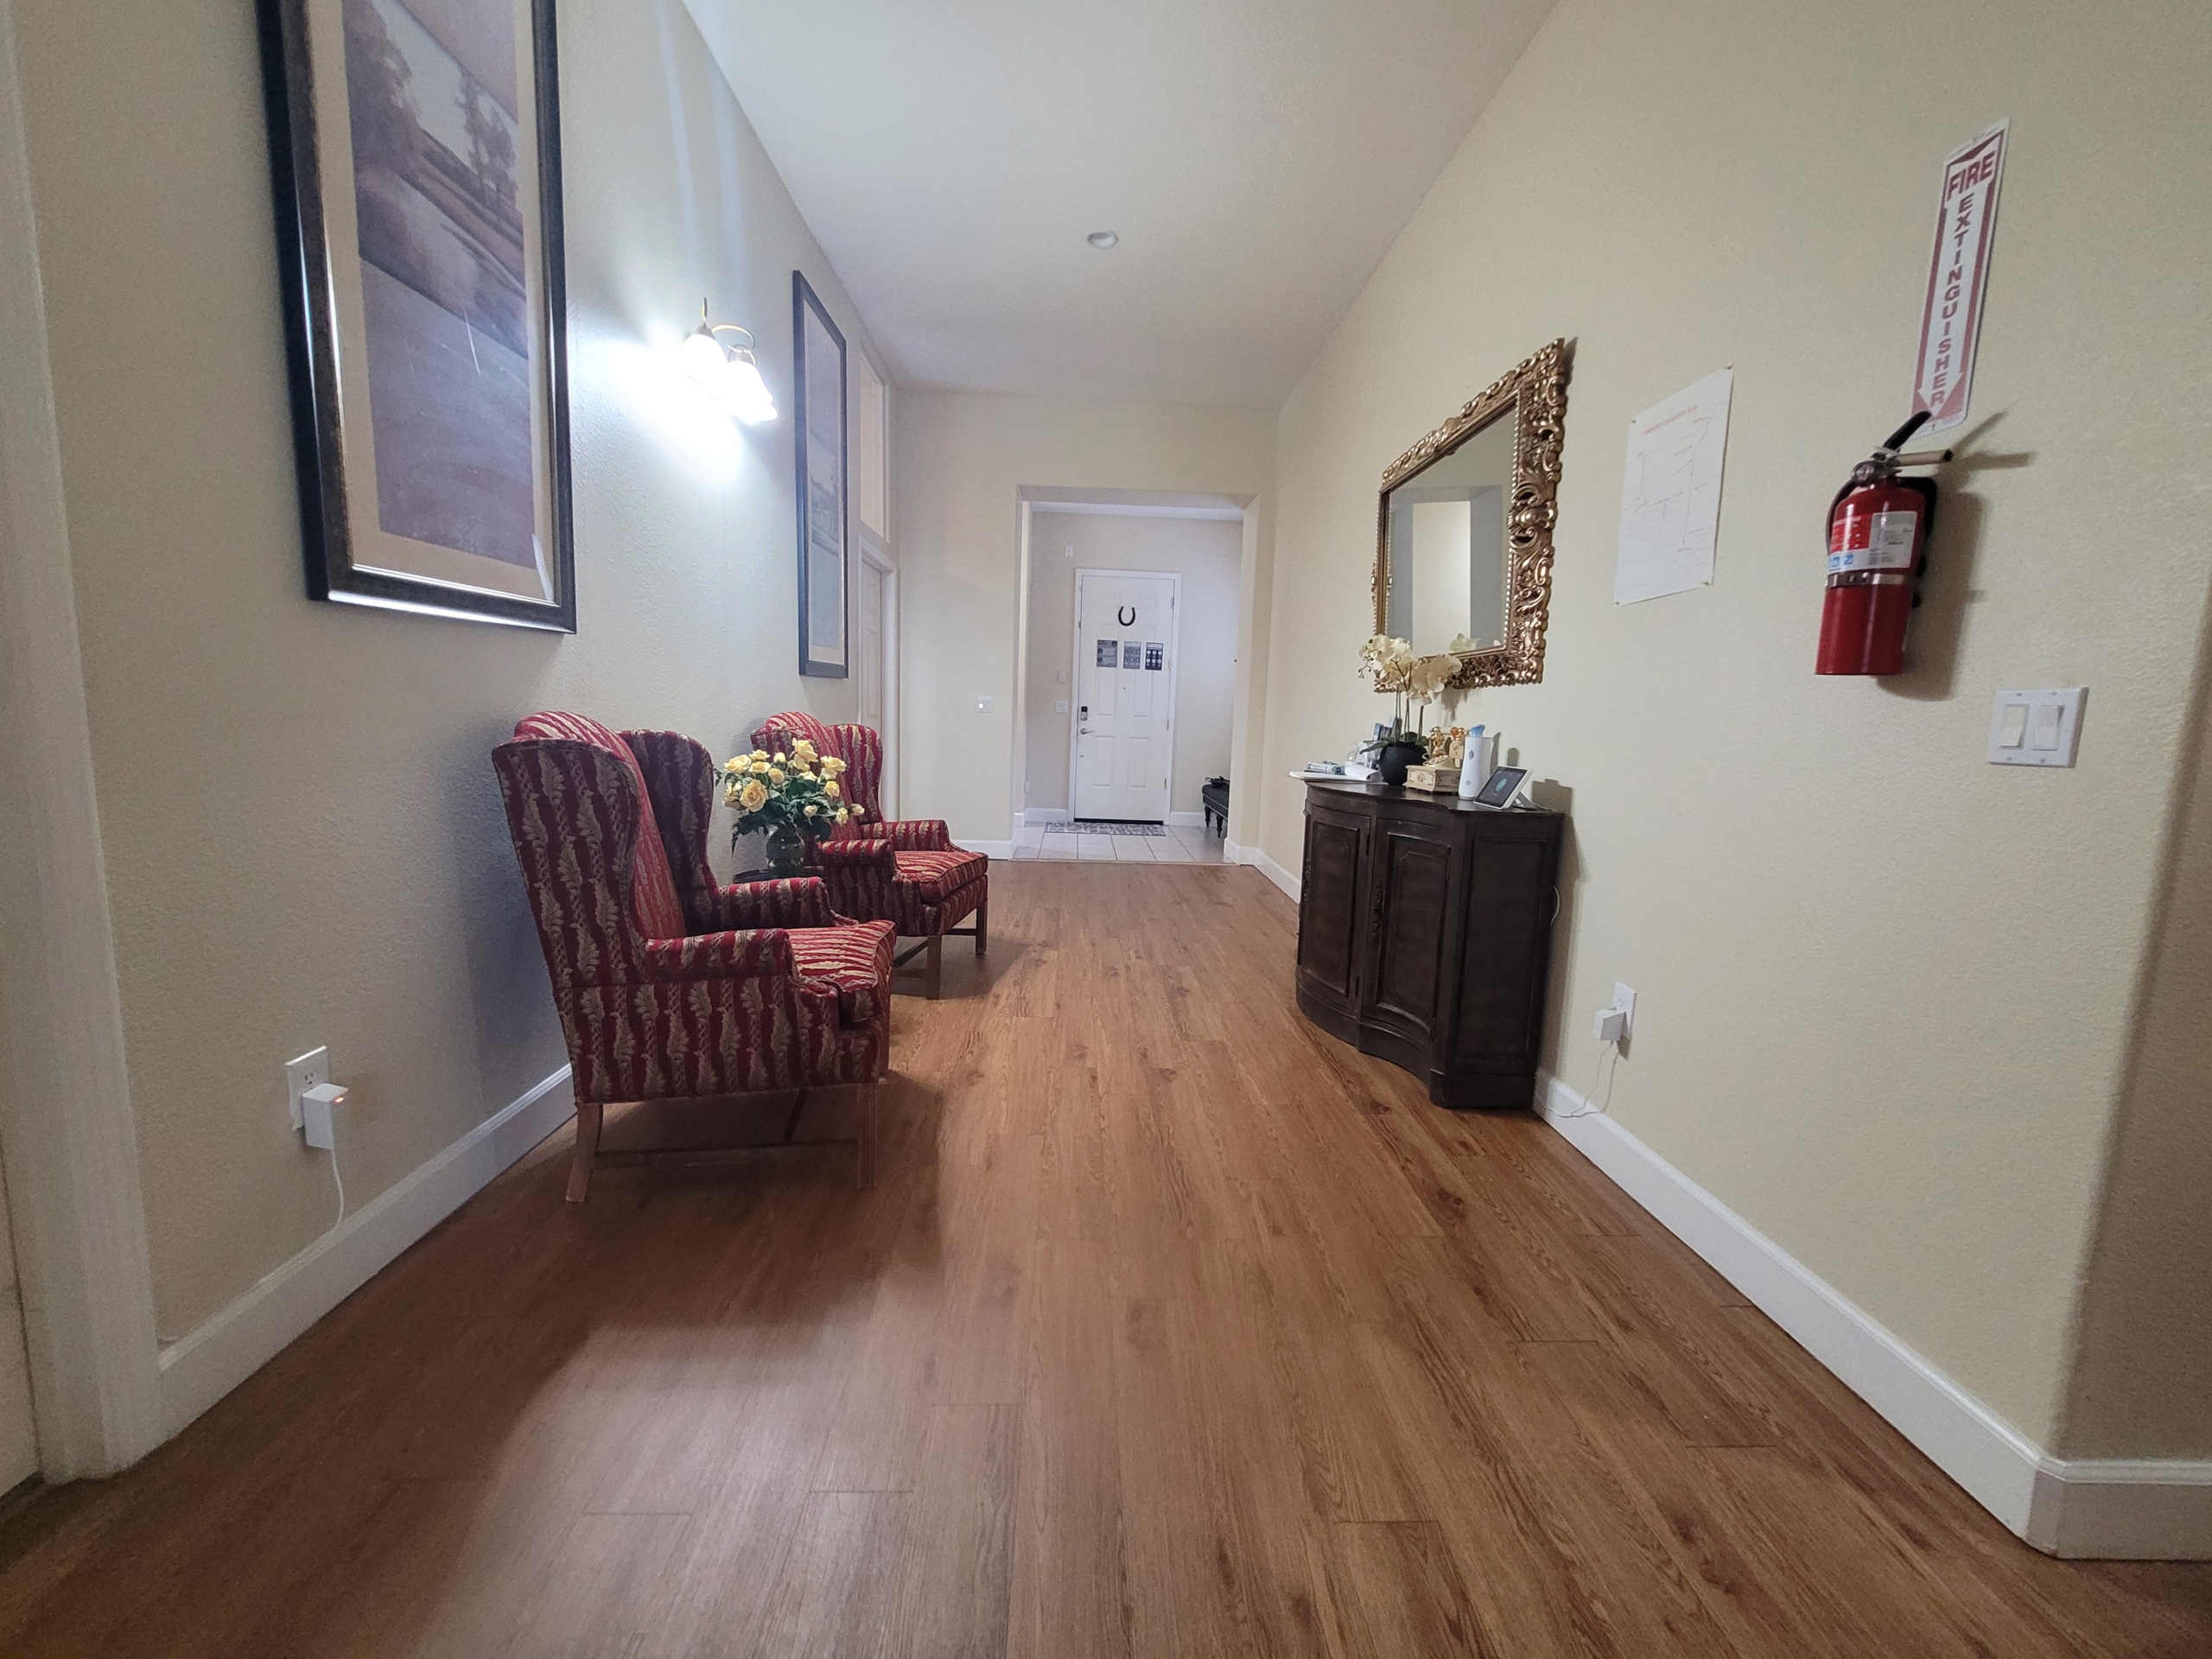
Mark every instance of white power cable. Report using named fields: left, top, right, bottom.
left=154, top=1138, right=346, bottom=1345
left=1551, top=1034, right=1620, bottom=1121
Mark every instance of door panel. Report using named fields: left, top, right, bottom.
left=1077, top=734, right=1116, bottom=814
left=1370, top=830, right=1453, bottom=1037
left=1454, top=838, right=1551, bottom=1064
left=1296, top=811, right=1366, bottom=1003
left=1073, top=571, right=1175, bottom=821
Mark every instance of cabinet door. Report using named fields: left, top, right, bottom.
left=1452, top=833, right=1557, bottom=1074
left=1363, top=819, right=1457, bottom=1042
left=1296, top=803, right=1368, bottom=1007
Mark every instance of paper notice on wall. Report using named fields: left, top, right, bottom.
left=1615, top=367, right=1733, bottom=605
left=1911, top=121, right=2008, bottom=434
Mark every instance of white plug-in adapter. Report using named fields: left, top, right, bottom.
left=1592, top=1007, right=1629, bottom=1044
left=301, top=1082, right=346, bottom=1151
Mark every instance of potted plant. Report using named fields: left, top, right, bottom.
left=721, top=738, right=853, bottom=875
left=1358, top=636, right=1463, bottom=785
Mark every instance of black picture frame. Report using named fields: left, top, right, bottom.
left=792, top=270, right=849, bottom=677
left=257, top=0, right=576, bottom=632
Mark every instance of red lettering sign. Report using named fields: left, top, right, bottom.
left=1911, top=123, right=2008, bottom=433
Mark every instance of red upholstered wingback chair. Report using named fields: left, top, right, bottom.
left=493, top=712, right=893, bottom=1198
left=752, top=713, right=988, bottom=998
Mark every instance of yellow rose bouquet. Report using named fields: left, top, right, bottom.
left=720, top=742, right=854, bottom=874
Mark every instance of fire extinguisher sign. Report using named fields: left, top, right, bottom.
left=1910, top=121, right=2008, bottom=434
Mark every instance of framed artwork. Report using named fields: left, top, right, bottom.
left=257, top=0, right=575, bottom=631
left=792, top=270, right=848, bottom=677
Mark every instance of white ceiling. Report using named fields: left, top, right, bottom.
left=683, top=1, right=1555, bottom=408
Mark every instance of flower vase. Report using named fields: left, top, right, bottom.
left=764, top=821, right=809, bottom=877
left=1377, top=739, right=1426, bottom=785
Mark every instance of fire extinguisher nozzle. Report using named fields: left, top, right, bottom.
left=1879, top=410, right=1933, bottom=454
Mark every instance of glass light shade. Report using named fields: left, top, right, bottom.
left=681, top=327, right=731, bottom=391
left=721, top=354, right=778, bottom=424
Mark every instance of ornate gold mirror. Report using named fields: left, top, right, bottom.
left=1374, top=339, right=1569, bottom=689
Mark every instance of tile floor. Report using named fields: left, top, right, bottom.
left=1009, top=818, right=1230, bottom=863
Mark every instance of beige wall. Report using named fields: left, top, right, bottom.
left=1257, top=0, right=2212, bottom=1448
left=895, top=390, right=1274, bottom=842
left=14, top=0, right=880, bottom=1337
left=0, top=1152, right=35, bottom=1488
left=1024, top=512, right=1242, bottom=818
left=2058, top=620, right=2212, bottom=1459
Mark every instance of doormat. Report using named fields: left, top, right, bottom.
left=1071, top=820, right=1166, bottom=837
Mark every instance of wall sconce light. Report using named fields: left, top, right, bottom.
left=681, top=301, right=778, bottom=424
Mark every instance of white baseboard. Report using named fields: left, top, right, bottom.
left=961, top=839, right=1014, bottom=859
left=1166, top=810, right=1205, bottom=829
left=2025, top=1460, right=2212, bottom=1560
left=1021, top=809, right=1070, bottom=825
left=155, top=1066, right=574, bottom=1438
left=1244, top=843, right=1299, bottom=902
left=1535, top=1072, right=2212, bottom=1560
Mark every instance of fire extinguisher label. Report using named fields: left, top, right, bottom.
left=1827, top=509, right=1917, bottom=574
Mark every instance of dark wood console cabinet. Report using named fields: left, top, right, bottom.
left=1295, top=779, right=1562, bottom=1110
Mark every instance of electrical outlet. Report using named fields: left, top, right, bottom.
left=1612, top=983, right=1637, bottom=1038
left=976, top=695, right=994, bottom=712
left=286, top=1046, right=329, bottom=1131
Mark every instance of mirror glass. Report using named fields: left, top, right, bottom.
left=1382, top=407, right=1515, bottom=656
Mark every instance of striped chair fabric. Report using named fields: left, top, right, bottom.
left=750, top=712, right=989, bottom=950
left=493, top=715, right=893, bottom=1194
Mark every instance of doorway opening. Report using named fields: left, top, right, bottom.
left=1011, top=492, right=1254, bottom=867
left=855, top=529, right=898, bottom=817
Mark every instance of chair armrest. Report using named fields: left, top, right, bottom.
left=695, top=876, right=838, bottom=932
left=639, top=929, right=795, bottom=983
left=817, top=837, right=896, bottom=873
left=880, top=818, right=955, bottom=852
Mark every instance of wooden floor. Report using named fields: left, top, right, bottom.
left=2, top=862, right=2207, bottom=1657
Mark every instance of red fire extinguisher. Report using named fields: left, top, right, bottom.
left=1816, top=411, right=1951, bottom=676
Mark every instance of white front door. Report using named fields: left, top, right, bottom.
left=1073, top=570, right=1178, bottom=823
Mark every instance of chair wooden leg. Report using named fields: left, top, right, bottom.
left=855, top=1083, right=878, bottom=1190
left=974, top=890, right=988, bottom=957
left=926, top=934, right=944, bottom=1000
left=567, top=1101, right=604, bottom=1203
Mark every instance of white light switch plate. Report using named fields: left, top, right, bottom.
left=1988, top=688, right=2085, bottom=767
left=976, top=695, right=994, bottom=712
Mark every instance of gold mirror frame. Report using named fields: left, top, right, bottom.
left=1372, top=339, right=1571, bottom=690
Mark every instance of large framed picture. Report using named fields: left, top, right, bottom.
left=792, top=271, right=848, bottom=677
left=257, top=0, right=575, bottom=631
